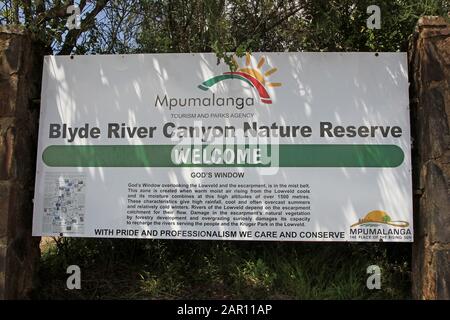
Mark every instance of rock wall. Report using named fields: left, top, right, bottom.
left=410, top=16, right=450, bottom=300
left=0, top=26, right=42, bottom=299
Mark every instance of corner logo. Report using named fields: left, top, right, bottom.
left=351, top=210, right=409, bottom=228
left=198, top=53, right=282, bottom=104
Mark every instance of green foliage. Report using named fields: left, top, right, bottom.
left=1, top=0, right=447, bottom=55
left=135, top=0, right=449, bottom=68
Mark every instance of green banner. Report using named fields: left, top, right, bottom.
left=42, top=144, right=404, bottom=168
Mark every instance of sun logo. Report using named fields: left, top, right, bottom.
left=350, top=210, right=409, bottom=228
left=198, top=53, right=281, bottom=104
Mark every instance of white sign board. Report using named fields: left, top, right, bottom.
left=33, top=53, right=413, bottom=242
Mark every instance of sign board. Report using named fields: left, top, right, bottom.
left=32, top=53, right=413, bottom=242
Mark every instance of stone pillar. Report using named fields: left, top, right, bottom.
left=0, top=27, right=42, bottom=299
left=410, top=16, right=450, bottom=300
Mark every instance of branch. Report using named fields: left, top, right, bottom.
left=58, top=0, right=110, bottom=55
left=12, top=0, right=19, bottom=24
left=259, top=1, right=305, bottom=34
left=35, top=0, right=73, bottom=26
left=23, top=0, right=32, bottom=24
left=35, top=0, right=46, bottom=15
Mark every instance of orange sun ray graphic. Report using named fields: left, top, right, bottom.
left=233, top=52, right=282, bottom=88
left=198, top=52, right=281, bottom=104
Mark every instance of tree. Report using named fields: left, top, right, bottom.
left=136, top=0, right=449, bottom=62
left=1, top=1, right=447, bottom=56
left=0, top=0, right=111, bottom=54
